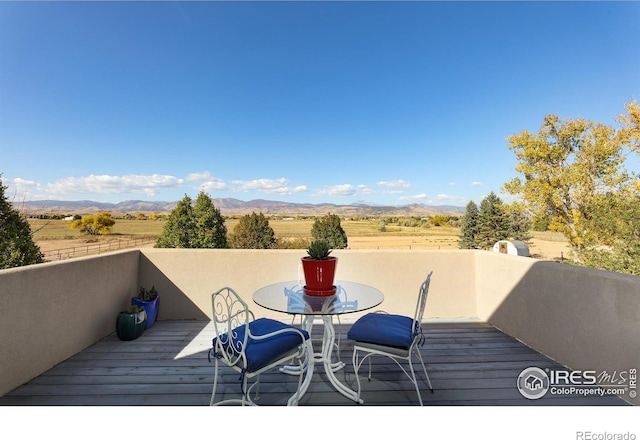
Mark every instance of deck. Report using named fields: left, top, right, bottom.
left=0, top=320, right=629, bottom=406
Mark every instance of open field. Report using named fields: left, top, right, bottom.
left=29, top=218, right=570, bottom=262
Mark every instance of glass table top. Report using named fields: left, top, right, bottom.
left=253, top=280, right=384, bottom=316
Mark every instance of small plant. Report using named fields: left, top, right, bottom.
left=138, top=285, right=158, bottom=302
left=306, top=239, right=332, bottom=260
left=122, top=305, right=145, bottom=314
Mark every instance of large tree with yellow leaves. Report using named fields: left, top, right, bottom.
left=503, top=101, right=639, bottom=254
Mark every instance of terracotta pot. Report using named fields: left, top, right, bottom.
left=301, top=256, right=338, bottom=296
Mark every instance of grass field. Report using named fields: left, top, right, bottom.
left=29, top=218, right=460, bottom=240
left=29, top=218, right=166, bottom=240
left=29, top=217, right=570, bottom=261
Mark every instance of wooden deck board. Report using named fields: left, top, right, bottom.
left=0, top=320, right=629, bottom=406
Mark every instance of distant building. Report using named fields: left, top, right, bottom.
left=493, top=240, right=530, bottom=257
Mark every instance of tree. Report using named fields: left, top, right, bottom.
left=458, top=201, right=479, bottom=249
left=503, top=113, right=630, bottom=252
left=155, top=192, right=227, bottom=249
left=0, top=176, right=44, bottom=269
left=429, top=215, right=449, bottom=227
left=618, top=100, right=640, bottom=191
left=230, top=212, right=275, bottom=249
left=476, top=192, right=511, bottom=250
left=70, top=212, right=116, bottom=235
left=505, top=202, right=533, bottom=244
left=617, top=100, right=640, bottom=154
left=459, top=197, right=532, bottom=250
left=311, top=213, right=348, bottom=249
left=578, top=192, right=640, bottom=275
left=155, top=194, right=197, bottom=248
left=193, top=191, right=228, bottom=249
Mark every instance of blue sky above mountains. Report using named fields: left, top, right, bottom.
left=1, top=1, right=639, bottom=207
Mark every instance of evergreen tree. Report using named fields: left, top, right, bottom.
left=230, top=212, right=275, bottom=249
left=155, top=194, right=197, bottom=248
left=193, top=191, right=228, bottom=248
left=476, top=192, right=511, bottom=250
left=0, top=176, right=44, bottom=269
left=458, top=201, right=480, bottom=249
left=311, top=213, right=348, bottom=249
left=506, top=203, right=533, bottom=244
left=156, top=192, right=227, bottom=249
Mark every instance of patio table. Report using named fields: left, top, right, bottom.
left=253, top=280, right=384, bottom=403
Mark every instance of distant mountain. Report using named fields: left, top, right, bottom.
left=18, top=198, right=465, bottom=217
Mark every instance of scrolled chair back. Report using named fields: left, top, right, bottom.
left=211, top=287, right=253, bottom=368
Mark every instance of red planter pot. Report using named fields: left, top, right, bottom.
left=301, top=256, right=338, bottom=296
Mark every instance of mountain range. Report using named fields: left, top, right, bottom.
left=18, top=198, right=465, bottom=217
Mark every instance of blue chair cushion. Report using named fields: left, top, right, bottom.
left=214, top=318, right=309, bottom=373
left=347, top=313, right=415, bottom=349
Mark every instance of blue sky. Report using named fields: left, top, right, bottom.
left=1, top=1, right=639, bottom=207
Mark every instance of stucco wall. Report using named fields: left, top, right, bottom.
left=0, top=250, right=139, bottom=396
left=2, top=248, right=638, bottom=405
left=476, top=251, right=640, bottom=405
left=137, top=249, right=478, bottom=322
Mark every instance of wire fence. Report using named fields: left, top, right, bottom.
left=42, top=236, right=157, bottom=262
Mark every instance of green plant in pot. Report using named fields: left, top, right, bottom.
left=116, top=305, right=147, bottom=341
left=307, top=239, right=332, bottom=260
left=301, top=239, right=337, bottom=296
left=132, top=285, right=159, bottom=329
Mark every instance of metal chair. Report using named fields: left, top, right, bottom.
left=208, top=287, right=310, bottom=406
left=347, top=272, right=434, bottom=405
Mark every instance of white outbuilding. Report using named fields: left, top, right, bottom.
left=493, top=240, right=530, bottom=257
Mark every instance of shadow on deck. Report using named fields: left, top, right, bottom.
left=0, top=320, right=629, bottom=406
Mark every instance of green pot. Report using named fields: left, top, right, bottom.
left=116, top=309, right=147, bottom=341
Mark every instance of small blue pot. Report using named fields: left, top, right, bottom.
left=131, top=295, right=159, bottom=329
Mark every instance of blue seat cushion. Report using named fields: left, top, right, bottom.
left=213, top=318, right=309, bottom=373
left=347, top=313, right=415, bottom=349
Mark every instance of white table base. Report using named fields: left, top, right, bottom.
left=281, top=314, right=362, bottom=404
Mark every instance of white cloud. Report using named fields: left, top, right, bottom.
left=5, top=178, right=40, bottom=201
left=315, top=183, right=374, bottom=198
left=9, top=177, right=38, bottom=193
left=185, top=171, right=227, bottom=192
left=377, top=180, right=411, bottom=195
left=377, top=180, right=411, bottom=190
left=185, top=171, right=215, bottom=182
left=230, top=178, right=307, bottom=195
left=200, top=179, right=227, bottom=192
left=436, top=193, right=466, bottom=203
left=471, top=181, right=483, bottom=186
left=12, top=177, right=37, bottom=187
left=399, top=193, right=431, bottom=203
left=315, top=184, right=359, bottom=198
left=44, top=174, right=184, bottom=197
left=357, top=185, right=375, bottom=196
